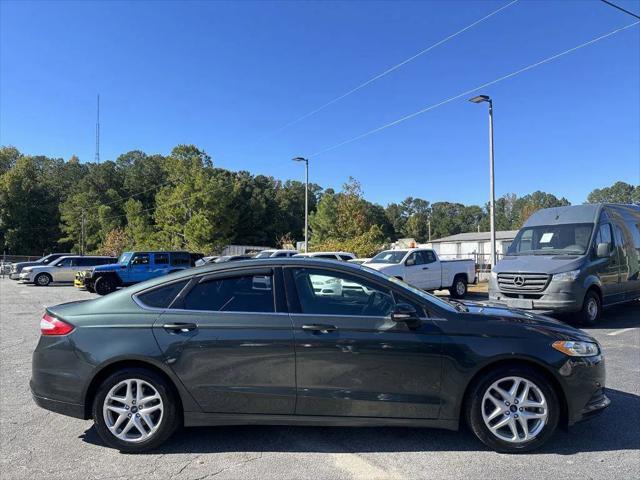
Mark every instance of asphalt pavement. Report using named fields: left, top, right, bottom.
left=1, top=278, right=638, bottom=480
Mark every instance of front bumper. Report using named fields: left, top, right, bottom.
left=9, top=272, right=21, bottom=280
left=19, top=272, right=33, bottom=282
left=559, top=354, right=610, bottom=426
left=489, top=277, right=584, bottom=313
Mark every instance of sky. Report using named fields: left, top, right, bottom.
left=1, top=0, right=639, bottom=207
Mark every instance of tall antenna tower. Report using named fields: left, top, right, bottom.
left=94, top=94, right=100, bottom=163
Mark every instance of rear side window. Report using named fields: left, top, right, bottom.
left=338, top=254, right=353, bottom=261
left=154, top=253, right=169, bottom=265
left=182, top=274, right=274, bottom=312
left=137, top=280, right=190, bottom=309
left=171, top=252, right=191, bottom=266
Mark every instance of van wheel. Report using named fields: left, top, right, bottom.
left=94, top=276, right=117, bottom=296
left=579, top=290, right=601, bottom=326
left=35, top=273, right=52, bottom=286
left=449, top=275, right=467, bottom=298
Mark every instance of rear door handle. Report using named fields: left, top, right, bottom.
left=301, top=324, right=337, bottom=333
left=422, top=267, right=429, bottom=270
left=163, top=322, right=197, bottom=332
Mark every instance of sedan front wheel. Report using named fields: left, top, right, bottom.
left=467, top=366, right=559, bottom=453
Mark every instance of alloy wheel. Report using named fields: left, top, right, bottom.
left=102, top=378, right=164, bottom=443
left=456, top=280, right=466, bottom=296
left=481, top=376, right=548, bottom=444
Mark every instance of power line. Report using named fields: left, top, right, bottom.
left=600, top=0, right=640, bottom=20
left=309, top=21, right=640, bottom=158
left=268, top=0, right=519, bottom=136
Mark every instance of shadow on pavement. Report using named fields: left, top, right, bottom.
left=80, top=388, right=639, bottom=455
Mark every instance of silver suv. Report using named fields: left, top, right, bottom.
left=9, top=253, right=72, bottom=279
left=19, top=255, right=116, bottom=286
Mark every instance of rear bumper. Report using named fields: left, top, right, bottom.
left=31, top=388, right=85, bottom=419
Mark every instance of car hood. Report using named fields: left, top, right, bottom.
left=13, top=261, right=41, bottom=269
left=458, top=299, right=595, bottom=342
left=21, top=265, right=43, bottom=273
left=493, top=254, right=585, bottom=275
left=94, top=262, right=125, bottom=272
left=365, top=263, right=401, bottom=271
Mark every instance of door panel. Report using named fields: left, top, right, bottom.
left=287, top=267, right=442, bottom=419
left=152, top=270, right=296, bottom=414
left=594, top=223, right=621, bottom=304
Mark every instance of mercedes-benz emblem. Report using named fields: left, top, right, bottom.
left=513, top=275, right=526, bottom=287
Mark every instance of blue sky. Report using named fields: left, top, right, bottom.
left=1, top=0, right=639, bottom=206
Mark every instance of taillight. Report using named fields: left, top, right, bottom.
left=40, top=313, right=74, bottom=336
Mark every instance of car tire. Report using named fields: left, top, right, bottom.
left=449, top=275, right=467, bottom=299
left=466, top=365, right=559, bottom=453
left=94, top=276, right=117, bottom=296
left=92, top=368, right=180, bottom=453
left=34, top=273, right=52, bottom=286
left=578, top=290, right=601, bottom=326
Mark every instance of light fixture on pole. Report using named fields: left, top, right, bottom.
left=469, top=94, right=496, bottom=267
left=292, top=157, right=309, bottom=253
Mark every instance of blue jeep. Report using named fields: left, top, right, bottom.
left=87, top=251, right=196, bottom=295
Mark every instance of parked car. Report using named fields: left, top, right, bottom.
left=214, top=254, right=254, bottom=263
left=195, top=256, right=218, bottom=267
left=490, top=203, right=640, bottom=325
left=19, top=256, right=116, bottom=286
left=254, top=249, right=298, bottom=258
left=292, top=251, right=356, bottom=261
left=31, top=258, right=608, bottom=453
left=365, top=248, right=476, bottom=298
left=85, top=251, right=196, bottom=296
left=9, top=253, right=73, bottom=280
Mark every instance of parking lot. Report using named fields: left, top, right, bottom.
left=1, top=277, right=638, bottom=480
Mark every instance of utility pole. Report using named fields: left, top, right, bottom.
left=292, top=157, right=309, bottom=253
left=95, top=94, right=100, bottom=163
left=80, top=210, right=86, bottom=256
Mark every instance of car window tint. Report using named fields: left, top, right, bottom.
left=57, top=258, right=74, bottom=267
left=138, top=280, right=190, bottom=309
left=131, top=254, right=150, bottom=265
left=597, top=224, right=614, bottom=251
left=394, top=293, right=426, bottom=318
left=338, top=254, right=353, bottom=261
left=315, top=254, right=337, bottom=259
left=183, top=275, right=274, bottom=312
left=407, top=252, right=425, bottom=265
left=291, top=268, right=394, bottom=317
left=421, top=251, right=436, bottom=264
left=171, top=252, right=191, bottom=266
left=155, top=253, right=169, bottom=264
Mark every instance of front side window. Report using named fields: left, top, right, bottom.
left=56, top=258, right=74, bottom=267
left=291, top=268, right=394, bottom=317
left=420, top=251, right=436, bottom=264
left=137, top=280, right=190, bottom=309
left=118, top=252, right=133, bottom=264
left=594, top=223, right=614, bottom=252
left=131, top=253, right=150, bottom=265
left=183, top=274, right=275, bottom=312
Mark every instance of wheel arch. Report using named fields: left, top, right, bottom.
left=93, top=271, right=123, bottom=286
left=83, top=358, right=189, bottom=420
left=460, top=357, right=569, bottom=430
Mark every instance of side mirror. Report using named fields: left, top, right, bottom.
left=391, top=303, right=419, bottom=325
left=596, top=242, right=610, bottom=258
left=405, top=257, right=416, bottom=267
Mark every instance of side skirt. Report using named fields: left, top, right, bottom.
left=184, top=412, right=459, bottom=431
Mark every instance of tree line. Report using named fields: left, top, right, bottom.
left=0, top=145, right=637, bottom=257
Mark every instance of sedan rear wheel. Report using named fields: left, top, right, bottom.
left=92, top=368, right=179, bottom=452
left=467, top=366, right=559, bottom=453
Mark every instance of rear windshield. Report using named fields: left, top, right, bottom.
left=508, top=223, right=594, bottom=256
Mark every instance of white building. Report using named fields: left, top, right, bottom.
left=424, top=230, right=518, bottom=269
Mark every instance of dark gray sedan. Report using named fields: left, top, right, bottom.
left=31, top=259, right=609, bottom=453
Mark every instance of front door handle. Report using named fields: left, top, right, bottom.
left=301, top=324, right=337, bottom=333
left=163, top=322, right=197, bottom=332
left=422, top=267, right=429, bottom=270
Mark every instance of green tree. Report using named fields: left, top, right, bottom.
left=587, top=181, right=639, bottom=205
left=309, top=189, right=338, bottom=244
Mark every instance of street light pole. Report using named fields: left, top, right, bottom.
left=469, top=94, right=496, bottom=267
left=292, top=157, right=309, bottom=253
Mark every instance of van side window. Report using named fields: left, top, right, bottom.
left=595, top=224, right=613, bottom=252
left=155, top=253, right=169, bottom=265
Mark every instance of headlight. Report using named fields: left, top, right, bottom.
left=552, top=269, right=580, bottom=282
left=552, top=340, right=599, bottom=357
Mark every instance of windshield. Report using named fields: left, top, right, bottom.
left=254, top=251, right=274, bottom=258
left=359, top=265, right=457, bottom=312
left=118, top=252, right=133, bottom=264
left=39, top=254, right=54, bottom=264
left=508, top=223, right=594, bottom=256
left=369, top=250, right=407, bottom=264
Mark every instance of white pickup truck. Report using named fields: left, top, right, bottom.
left=364, top=248, right=476, bottom=298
